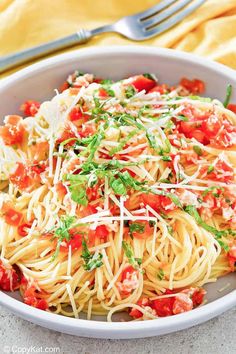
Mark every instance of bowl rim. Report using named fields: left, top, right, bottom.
left=0, top=45, right=236, bottom=337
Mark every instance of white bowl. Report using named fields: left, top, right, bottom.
left=0, top=46, right=236, bottom=339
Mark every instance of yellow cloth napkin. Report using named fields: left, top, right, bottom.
left=1, top=0, right=236, bottom=77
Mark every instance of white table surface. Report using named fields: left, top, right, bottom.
left=0, top=305, right=236, bottom=354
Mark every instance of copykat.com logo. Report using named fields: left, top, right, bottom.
left=3, top=346, right=60, bottom=353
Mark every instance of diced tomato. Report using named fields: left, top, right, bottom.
left=0, top=261, right=20, bottom=291
left=228, top=241, right=236, bottom=271
left=141, top=193, right=161, bottom=212
left=2, top=202, right=22, bottom=226
left=117, top=266, right=139, bottom=295
left=60, top=232, right=83, bottom=252
left=67, top=233, right=83, bottom=251
left=18, top=223, right=32, bottom=237
left=9, top=163, right=31, bottom=191
left=172, top=293, right=193, bottom=314
left=98, top=88, right=109, bottom=98
left=201, top=116, right=221, bottom=138
left=130, top=220, right=153, bottom=239
left=80, top=205, right=97, bottom=218
left=149, top=84, right=169, bottom=94
left=28, top=141, right=49, bottom=161
left=20, top=100, right=40, bottom=117
left=141, top=193, right=176, bottom=212
left=55, top=182, right=67, bottom=199
left=10, top=161, right=44, bottom=191
left=191, top=130, right=208, bottom=144
left=23, top=284, right=48, bottom=310
left=94, top=225, right=109, bottom=239
left=121, top=265, right=136, bottom=282
left=31, top=161, right=47, bottom=174
left=129, top=297, right=149, bottom=319
left=56, top=128, right=77, bottom=146
left=180, top=78, right=205, bottom=94
left=86, top=185, right=100, bottom=202
left=79, top=123, right=96, bottom=138
left=69, top=106, right=84, bottom=121
left=69, top=105, right=90, bottom=122
left=204, top=157, right=234, bottom=183
left=131, top=75, right=156, bottom=92
left=129, top=308, right=143, bottom=319
left=227, top=103, right=236, bottom=114
left=60, top=81, right=70, bottom=92
left=153, top=296, right=175, bottom=317
left=192, top=288, right=206, bottom=307
left=88, top=225, right=109, bottom=245
left=0, top=115, right=25, bottom=146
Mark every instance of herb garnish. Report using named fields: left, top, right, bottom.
left=81, top=239, right=103, bottom=271
left=125, top=86, right=136, bottom=99
left=184, top=205, right=235, bottom=251
left=193, top=145, right=203, bottom=156
left=223, top=84, right=232, bottom=107
left=129, top=222, right=145, bottom=237
left=52, top=216, right=76, bottom=259
left=122, top=241, right=142, bottom=270
left=157, top=268, right=164, bottom=280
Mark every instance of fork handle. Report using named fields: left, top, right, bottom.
left=0, top=29, right=92, bottom=74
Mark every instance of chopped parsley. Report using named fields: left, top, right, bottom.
left=223, top=84, right=232, bottom=107
left=125, top=86, right=136, bottom=99
left=207, top=165, right=214, bottom=174
left=65, top=174, right=88, bottom=206
left=129, top=222, right=145, bottom=237
left=52, top=216, right=76, bottom=259
left=122, top=241, right=142, bottom=270
left=81, top=239, right=103, bottom=271
left=193, top=145, right=203, bottom=156
left=184, top=205, right=233, bottom=251
left=157, top=268, right=164, bottom=280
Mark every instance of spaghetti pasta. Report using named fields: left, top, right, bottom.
left=0, top=72, right=235, bottom=321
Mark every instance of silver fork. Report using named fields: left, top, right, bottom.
left=0, top=0, right=205, bottom=74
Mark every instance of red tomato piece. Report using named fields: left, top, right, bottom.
left=69, top=105, right=90, bottom=122
left=149, top=84, right=169, bottom=94
left=117, top=266, right=139, bottom=295
left=56, top=128, right=77, bottom=146
left=228, top=241, right=236, bottom=271
left=227, top=103, right=236, bottom=114
left=67, top=233, right=83, bottom=251
left=152, top=296, right=175, bottom=317
left=172, top=293, right=193, bottom=314
left=141, top=193, right=161, bottom=212
left=0, top=115, right=25, bottom=146
left=192, top=288, right=206, bottom=307
left=180, top=78, right=205, bottom=94
left=94, top=225, right=109, bottom=239
left=20, top=100, right=40, bottom=117
left=206, top=158, right=234, bottom=183
left=98, top=88, right=109, bottom=98
left=201, top=116, right=221, bottom=138
left=2, top=203, right=22, bottom=226
left=60, top=81, right=70, bottom=92
left=131, top=75, right=156, bottom=92
left=10, top=163, right=32, bottom=190
left=86, top=185, right=100, bottom=202
left=18, top=223, right=32, bottom=237
left=23, top=285, right=48, bottom=310
left=121, top=265, right=136, bottom=282
left=0, top=261, right=20, bottom=291
left=129, top=298, right=150, bottom=319
left=55, top=182, right=67, bottom=199
left=79, top=123, right=96, bottom=138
